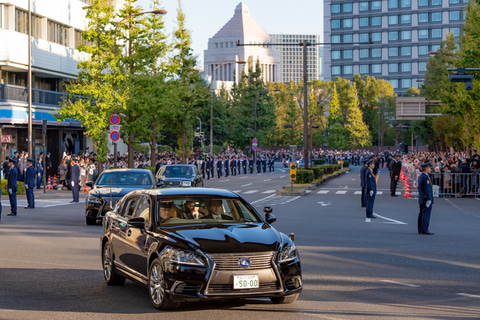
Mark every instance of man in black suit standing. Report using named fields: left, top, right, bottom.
left=360, top=158, right=368, bottom=207
left=24, top=158, right=36, bottom=209
left=389, top=154, right=402, bottom=196
left=70, top=156, right=80, bottom=203
left=204, top=200, right=233, bottom=220
left=7, top=158, right=18, bottom=216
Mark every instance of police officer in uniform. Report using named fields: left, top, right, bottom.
left=217, top=157, right=223, bottom=178
left=248, top=156, right=254, bottom=174
left=24, top=158, right=36, bottom=209
left=7, top=158, right=18, bottom=216
left=418, top=162, right=434, bottom=235
left=360, top=158, right=368, bottom=207
left=365, top=159, right=377, bottom=219
left=70, top=156, right=80, bottom=203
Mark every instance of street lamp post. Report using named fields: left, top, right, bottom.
left=210, top=60, right=246, bottom=155
left=27, top=0, right=33, bottom=157
left=113, top=9, right=167, bottom=168
left=254, top=89, right=279, bottom=162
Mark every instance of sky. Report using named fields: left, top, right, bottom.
left=135, top=0, right=324, bottom=65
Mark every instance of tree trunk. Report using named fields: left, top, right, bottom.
left=150, top=117, right=157, bottom=170
left=128, top=132, right=134, bottom=168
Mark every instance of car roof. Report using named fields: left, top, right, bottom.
left=160, top=164, right=195, bottom=168
left=128, top=187, right=238, bottom=197
left=102, top=168, right=153, bottom=173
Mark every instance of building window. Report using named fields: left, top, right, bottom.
left=359, top=33, right=370, bottom=43
left=343, top=34, right=353, bottom=43
left=401, top=30, right=411, bottom=40
left=450, top=27, right=461, bottom=37
left=360, top=49, right=369, bottom=58
left=432, top=12, right=442, bottom=22
left=432, top=28, right=442, bottom=38
left=331, top=4, right=341, bottom=14
left=343, top=3, right=353, bottom=13
left=372, top=64, right=382, bottom=73
left=343, top=19, right=353, bottom=28
left=450, top=0, right=460, bottom=3
left=344, top=65, right=353, bottom=74
left=419, top=45, right=429, bottom=55
left=332, top=66, right=341, bottom=75
left=389, top=0, right=398, bottom=9
left=372, top=32, right=382, bottom=42
left=332, top=20, right=341, bottom=29
left=419, top=62, right=427, bottom=72
left=359, top=2, right=369, bottom=11
left=389, top=64, right=399, bottom=73
left=401, top=46, right=412, bottom=56
left=371, top=17, right=382, bottom=26
left=401, top=14, right=411, bottom=24
left=359, top=65, right=369, bottom=73
left=390, top=79, right=399, bottom=88
left=389, top=16, right=399, bottom=25
left=48, top=20, right=69, bottom=46
left=450, top=11, right=461, bottom=21
left=344, top=50, right=353, bottom=59
left=401, top=63, right=411, bottom=72
left=15, top=9, right=41, bottom=37
left=372, top=1, right=382, bottom=10
left=389, top=31, right=399, bottom=41
left=359, top=17, right=369, bottom=27
left=402, top=79, right=412, bottom=88
left=419, top=0, right=429, bottom=6
left=372, top=48, right=382, bottom=58
left=432, top=0, right=442, bottom=5
left=389, top=47, right=399, bottom=57
left=418, top=29, right=429, bottom=39
left=401, top=0, right=411, bottom=8
left=418, top=13, right=429, bottom=23
left=431, top=44, right=440, bottom=52
left=331, top=35, right=341, bottom=43
left=332, top=50, right=341, bottom=59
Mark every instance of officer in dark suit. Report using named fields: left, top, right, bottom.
left=205, top=156, right=211, bottom=180
left=418, top=162, right=434, bottom=235
left=256, top=156, right=261, bottom=173
left=24, top=158, right=36, bottom=209
left=365, top=159, right=377, bottom=219
left=217, top=157, right=223, bottom=178
left=36, top=156, right=44, bottom=189
left=262, top=157, right=267, bottom=173
left=389, top=154, right=402, bottom=196
left=224, top=157, right=229, bottom=177
left=70, top=156, right=80, bottom=203
left=204, top=199, right=233, bottom=220
left=7, top=158, right=18, bottom=216
left=248, top=156, right=254, bottom=174
left=3, top=156, right=10, bottom=181
left=360, top=158, right=368, bottom=207
left=242, top=156, right=247, bottom=174
left=209, top=157, right=215, bottom=178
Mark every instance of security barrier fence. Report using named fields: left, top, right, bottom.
left=406, top=171, right=480, bottom=198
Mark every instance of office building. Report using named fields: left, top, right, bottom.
left=323, top=0, right=467, bottom=95
left=270, top=34, right=321, bottom=83
left=204, top=2, right=280, bottom=90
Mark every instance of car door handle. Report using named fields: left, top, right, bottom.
left=127, top=229, right=132, bottom=237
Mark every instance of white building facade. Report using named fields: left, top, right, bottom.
left=203, top=2, right=280, bottom=90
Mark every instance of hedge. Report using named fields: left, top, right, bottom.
left=1, top=179, right=26, bottom=195
left=312, top=158, right=326, bottom=165
left=296, top=169, right=314, bottom=184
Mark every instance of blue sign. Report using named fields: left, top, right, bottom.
left=252, top=145, right=257, bottom=151
left=110, top=114, right=120, bottom=125
left=110, top=131, right=120, bottom=142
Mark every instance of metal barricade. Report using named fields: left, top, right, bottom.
left=408, top=171, right=480, bottom=198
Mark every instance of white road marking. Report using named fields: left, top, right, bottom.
left=354, top=191, right=362, bottom=195
left=336, top=191, right=347, bottom=194
left=243, top=190, right=258, bottom=194
left=219, top=179, right=229, bottom=182
left=377, top=191, right=383, bottom=195
left=456, top=293, right=480, bottom=299
left=373, top=212, right=408, bottom=225
left=262, top=190, right=276, bottom=194
left=381, top=280, right=420, bottom=287
left=317, top=201, right=331, bottom=207
left=280, top=175, right=287, bottom=178
left=240, top=176, right=248, bottom=179
left=2, top=199, right=81, bottom=208
left=241, top=183, right=252, bottom=187
left=250, top=194, right=276, bottom=204
left=263, top=179, right=272, bottom=182
left=317, top=190, right=329, bottom=194
left=232, top=190, right=242, bottom=193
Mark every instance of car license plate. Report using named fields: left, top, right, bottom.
left=233, top=275, right=259, bottom=289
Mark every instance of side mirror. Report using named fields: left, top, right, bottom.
left=86, top=181, right=93, bottom=188
left=265, top=212, right=276, bottom=224
left=128, top=217, right=145, bottom=229
left=156, top=179, right=164, bottom=188
left=263, top=206, right=273, bottom=214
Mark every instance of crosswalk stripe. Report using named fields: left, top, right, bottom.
left=262, top=190, right=276, bottom=194
left=354, top=191, right=362, bottom=195
left=317, top=190, right=330, bottom=194
left=336, top=190, right=347, bottom=194
left=377, top=191, right=383, bottom=195
left=243, top=190, right=258, bottom=194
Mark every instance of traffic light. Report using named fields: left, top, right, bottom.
left=290, top=164, right=297, bottom=180
left=449, top=69, right=474, bottom=91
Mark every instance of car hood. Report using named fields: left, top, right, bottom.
left=160, top=223, right=280, bottom=253
left=160, top=177, right=192, bottom=181
left=92, top=186, right=150, bottom=198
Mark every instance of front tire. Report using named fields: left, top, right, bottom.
left=148, top=258, right=179, bottom=310
left=86, top=215, right=96, bottom=225
left=270, top=293, right=299, bottom=304
left=102, top=241, right=125, bottom=286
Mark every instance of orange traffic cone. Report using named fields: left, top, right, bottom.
left=83, top=179, right=89, bottom=193
left=47, top=176, right=52, bottom=190
left=53, top=175, right=58, bottom=189
left=403, top=179, right=412, bottom=198
left=400, top=168, right=405, bottom=181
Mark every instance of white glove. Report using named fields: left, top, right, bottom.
left=426, top=200, right=431, bottom=208
left=8, top=188, right=12, bottom=194
left=25, top=185, right=28, bottom=189
left=369, top=190, right=373, bottom=196
left=71, top=181, right=74, bottom=187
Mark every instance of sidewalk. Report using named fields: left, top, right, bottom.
left=10, top=188, right=88, bottom=200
